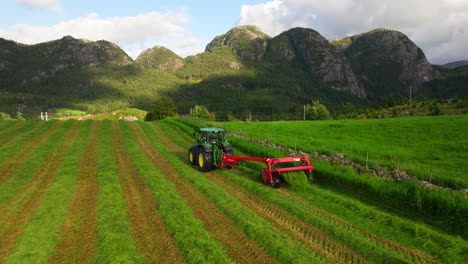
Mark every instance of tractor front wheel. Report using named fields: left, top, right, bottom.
left=188, top=148, right=197, bottom=165
left=198, top=150, right=213, bottom=172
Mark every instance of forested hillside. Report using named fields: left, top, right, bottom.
left=1, top=26, right=466, bottom=119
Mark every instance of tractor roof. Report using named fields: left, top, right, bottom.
left=199, top=127, right=224, bottom=132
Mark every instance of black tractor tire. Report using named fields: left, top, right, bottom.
left=188, top=148, right=198, bottom=165
left=270, top=173, right=281, bottom=188
left=197, top=149, right=214, bottom=172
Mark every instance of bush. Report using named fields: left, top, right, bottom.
left=16, top=112, right=25, bottom=120
left=428, top=101, right=442, bottom=116
left=145, top=97, right=176, bottom=121
left=306, top=101, right=330, bottom=120
left=0, top=112, right=13, bottom=120
left=190, top=105, right=215, bottom=121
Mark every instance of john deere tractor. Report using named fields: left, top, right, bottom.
left=188, top=127, right=234, bottom=171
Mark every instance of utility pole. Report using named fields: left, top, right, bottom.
left=303, top=105, right=306, bottom=120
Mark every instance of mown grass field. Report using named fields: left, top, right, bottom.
left=215, top=115, right=468, bottom=189
left=0, top=119, right=466, bottom=263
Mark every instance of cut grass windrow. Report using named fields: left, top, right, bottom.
left=0, top=120, right=41, bottom=147
left=159, top=121, right=438, bottom=264
left=49, top=121, right=101, bottom=264
left=0, top=120, right=82, bottom=263
left=4, top=121, right=92, bottom=264
left=0, top=121, right=71, bottom=210
left=94, top=120, right=144, bottom=263
left=0, top=121, right=29, bottom=138
left=128, top=122, right=277, bottom=264
left=142, top=122, right=329, bottom=264
left=110, top=122, right=185, bottom=264
left=0, top=121, right=16, bottom=132
left=0, top=120, right=61, bottom=185
left=118, top=121, right=233, bottom=264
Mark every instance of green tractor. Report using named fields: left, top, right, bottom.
left=188, top=127, right=234, bottom=171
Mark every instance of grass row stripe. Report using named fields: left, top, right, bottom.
left=0, top=120, right=82, bottom=263
left=0, top=120, right=75, bottom=212
left=49, top=120, right=101, bottom=264
left=4, top=121, right=92, bottom=263
left=0, top=120, right=55, bottom=164
left=0, top=121, right=31, bottom=141
left=128, top=122, right=277, bottom=264
left=119, top=121, right=234, bottom=264
left=0, top=121, right=17, bottom=132
left=0, top=120, right=62, bottom=185
left=94, top=120, right=145, bottom=263
left=143, top=122, right=328, bottom=264
left=0, top=121, right=42, bottom=147
left=110, top=122, right=185, bottom=264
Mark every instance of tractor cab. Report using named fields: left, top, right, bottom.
left=194, top=127, right=225, bottom=146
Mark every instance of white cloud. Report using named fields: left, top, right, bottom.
left=16, top=0, right=61, bottom=12
left=239, top=0, right=468, bottom=64
left=0, top=11, right=203, bottom=59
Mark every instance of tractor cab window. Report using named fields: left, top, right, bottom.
left=207, top=131, right=223, bottom=144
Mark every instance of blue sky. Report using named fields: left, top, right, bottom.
left=1, top=0, right=467, bottom=63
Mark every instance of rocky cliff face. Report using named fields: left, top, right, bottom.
left=331, top=29, right=439, bottom=94
left=267, top=28, right=367, bottom=98
left=45, top=36, right=133, bottom=66
left=0, top=36, right=133, bottom=85
left=135, top=46, right=184, bottom=71
left=205, top=25, right=270, bottom=61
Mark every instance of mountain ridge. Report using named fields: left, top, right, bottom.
left=0, top=25, right=465, bottom=119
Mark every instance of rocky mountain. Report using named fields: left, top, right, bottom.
left=266, top=28, right=366, bottom=98
left=0, top=36, right=132, bottom=86
left=1, top=25, right=462, bottom=119
left=135, top=46, right=183, bottom=71
left=205, top=25, right=270, bottom=61
left=330, top=28, right=439, bottom=100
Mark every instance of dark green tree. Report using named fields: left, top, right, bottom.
left=306, top=101, right=330, bottom=120
left=144, top=97, right=176, bottom=121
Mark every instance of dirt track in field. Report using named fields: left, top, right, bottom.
left=162, top=123, right=438, bottom=264
left=0, top=121, right=81, bottom=263
left=110, top=122, right=184, bottom=264
left=134, top=122, right=277, bottom=264
left=49, top=121, right=101, bottom=264
left=0, top=121, right=62, bottom=185
left=154, top=123, right=371, bottom=264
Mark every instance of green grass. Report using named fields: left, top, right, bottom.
left=0, top=120, right=37, bottom=142
left=49, top=108, right=87, bottom=117
left=161, top=120, right=468, bottom=263
left=143, top=122, right=331, bottom=264
left=0, top=121, right=72, bottom=208
left=118, top=121, right=233, bottom=263
left=5, top=121, right=90, bottom=263
left=94, top=120, right=144, bottom=263
left=216, top=115, right=468, bottom=189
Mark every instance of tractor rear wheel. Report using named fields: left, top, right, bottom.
left=198, top=150, right=213, bottom=172
left=188, top=148, right=198, bottom=165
